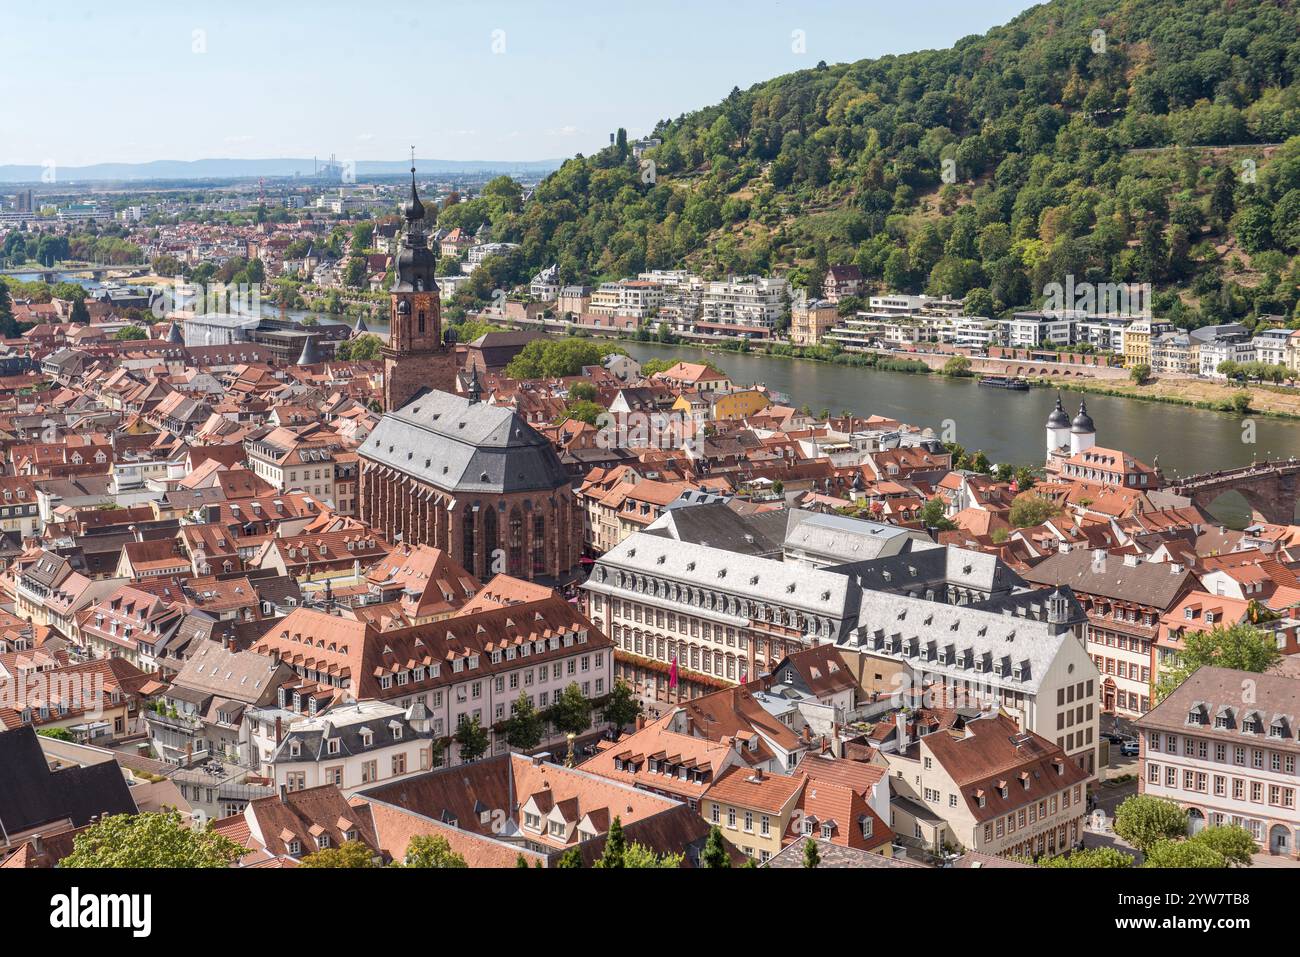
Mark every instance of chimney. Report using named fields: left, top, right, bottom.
left=752, top=767, right=764, bottom=782
left=279, top=784, right=288, bottom=804
left=1123, top=553, right=1140, bottom=567
left=895, top=711, right=909, bottom=751
left=635, top=714, right=646, bottom=731
left=685, top=715, right=695, bottom=736
left=275, top=715, right=283, bottom=745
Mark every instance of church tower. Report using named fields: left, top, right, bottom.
left=383, top=154, right=458, bottom=411
left=1045, top=394, right=1070, bottom=458
left=1069, top=399, right=1096, bottom=456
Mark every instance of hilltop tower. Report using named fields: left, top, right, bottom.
left=383, top=154, right=458, bottom=411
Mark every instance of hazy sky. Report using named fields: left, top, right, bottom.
left=4, top=0, right=1037, bottom=167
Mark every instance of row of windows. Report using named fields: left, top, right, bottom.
left=611, top=600, right=747, bottom=648
left=1148, top=762, right=1298, bottom=808
left=981, top=786, right=1084, bottom=843
left=1149, top=734, right=1299, bottom=774
left=1056, top=726, right=1095, bottom=753
left=1093, top=656, right=1151, bottom=684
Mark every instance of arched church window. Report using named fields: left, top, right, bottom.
left=482, top=507, right=498, bottom=570
left=462, top=511, right=476, bottom=572
left=531, top=514, right=545, bottom=576
left=508, top=507, right=524, bottom=577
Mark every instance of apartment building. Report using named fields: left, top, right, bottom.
left=885, top=713, right=1089, bottom=860
left=789, top=298, right=839, bottom=346
left=265, top=699, right=439, bottom=794
left=1022, top=549, right=1197, bottom=719
left=243, top=425, right=343, bottom=504
left=697, top=276, right=788, bottom=338
left=252, top=591, right=613, bottom=765
left=838, top=548, right=1102, bottom=778
left=1137, top=666, right=1300, bottom=857
left=584, top=532, right=859, bottom=704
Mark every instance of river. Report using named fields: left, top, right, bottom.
left=621, top=341, right=1300, bottom=526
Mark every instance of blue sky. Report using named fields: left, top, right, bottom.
left=4, top=0, right=1037, bottom=166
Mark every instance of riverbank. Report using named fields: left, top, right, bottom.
left=1033, top=373, right=1300, bottom=420
left=592, top=332, right=1300, bottom=420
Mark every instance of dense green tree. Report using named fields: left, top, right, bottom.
left=1113, top=796, right=1189, bottom=853
left=549, top=682, right=592, bottom=737
left=505, top=691, right=545, bottom=751
left=555, top=847, right=584, bottom=868
left=1143, top=838, right=1227, bottom=868
left=1156, top=623, right=1281, bottom=700
left=701, top=826, right=731, bottom=868
left=61, top=811, right=246, bottom=868
left=623, top=842, right=685, bottom=868
left=919, top=496, right=956, bottom=532
left=597, top=816, right=626, bottom=868
left=453, top=715, right=490, bottom=763
left=1009, top=492, right=1061, bottom=528
left=1039, top=846, right=1135, bottom=868
left=402, top=834, right=468, bottom=868
left=300, top=840, right=380, bottom=868
left=602, top=678, right=642, bottom=732
left=1191, top=825, right=1257, bottom=867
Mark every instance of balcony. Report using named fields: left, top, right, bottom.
left=143, top=708, right=203, bottom=733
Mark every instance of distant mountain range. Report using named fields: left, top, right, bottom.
left=0, top=157, right=565, bottom=183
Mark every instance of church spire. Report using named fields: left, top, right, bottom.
left=403, top=146, right=425, bottom=224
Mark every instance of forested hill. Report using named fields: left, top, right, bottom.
left=439, top=0, right=1300, bottom=329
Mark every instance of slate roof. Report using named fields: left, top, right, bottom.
left=643, top=501, right=787, bottom=557
left=1139, top=665, right=1300, bottom=753
left=359, top=390, right=570, bottom=494
left=0, top=726, right=137, bottom=835
left=844, top=586, right=1085, bottom=696
left=271, top=700, right=431, bottom=764
left=1020, top=549, right=1196, bottom=610
left=784, top=510, right=931, bottom=563
left=587, top=532, right=858, bottom=631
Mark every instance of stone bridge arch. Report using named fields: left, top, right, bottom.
left=1178, top=465, right=1300, bottom=525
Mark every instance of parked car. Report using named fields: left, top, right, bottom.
left=1119, top=741, right=1140, bottom=757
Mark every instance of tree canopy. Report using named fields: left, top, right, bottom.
left=1156, top=622, right=1281, bottom=700
left=61, top=811, right=246, bottom=868
left=428, top=0, right=1300, bottom=328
